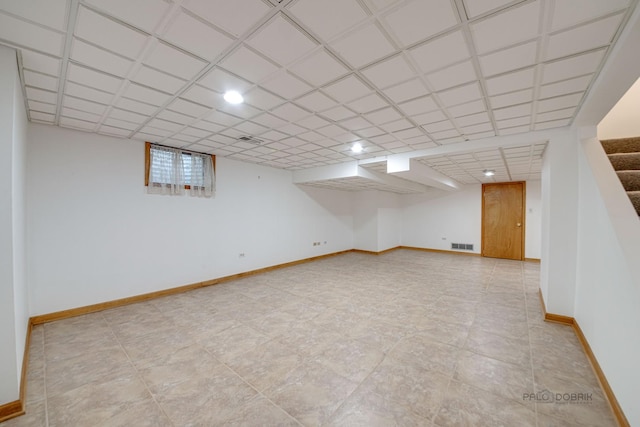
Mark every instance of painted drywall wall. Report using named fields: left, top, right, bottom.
left=575, top=137, right=640, bottom=426
left=353, top=190, right=379, bottom=252
left=0, top=45, right=28, bottom=406
left=540, top=129, right=579, bottom=315
left=597, top=76, right=640, bottom=140
left=27, top=124, right=354, bottom=315
left=377, top=191, right=401, bottom=252
left=401, top=183, right=542, bottom=258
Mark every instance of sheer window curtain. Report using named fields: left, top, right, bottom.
left=147, top=145, right=215, bottom=197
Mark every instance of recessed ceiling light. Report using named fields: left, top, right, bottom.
left=351, top=142, right=363, bottom=153
left=483, top=169, right=495, bottom=177
left=223, top=90, right=244, bottom=104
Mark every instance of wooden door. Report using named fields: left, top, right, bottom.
left=482, top=182, right=525, bottom=260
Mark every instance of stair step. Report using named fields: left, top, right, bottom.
left=601, top=137, right=640, bottom=154
left=617, top=171, right=640, bottom=191
left=608, top=152, right=640, bottom=171
left=628, top=191, right=640, bottom=216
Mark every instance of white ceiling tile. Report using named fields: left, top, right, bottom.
left=317, top=124, right=348, bottom=138
left=63, top=96, right=107, bottom=115
left=217, top=102, right=261, bottom=119
left=470, top=1, right=541, bottom=54
left=426, top=61, right=477, bottom=91
left=190, top=120, right=225, bottom=133
left=181, top=85, right=222, bottom=108
left=322, top=75, right=372, bottom=103
left=122, top=83, right=171, bottom=106
left=360, top=54, right=415, bottom=89
left=463, top=0, right=513, bottom=18
left=397, top=95, right=438, bottom=116
left=331, top=22, right=395, bottom=68
left=346, top=93, right=389, bottom=114
left=288, top=0, right=368, bottom=41
left=297, top=131, right=326, bottom=142
left=465, top=130, right=495, bottom=140
left=205, top=111, right=242, bottom=126
left=28, top=100, right=56, bottom=114
left=0, top=0, right=68, bottom=31
left=320, top=106, right=358, bottom=121
left=541, top=49, right=606, bottom=84
left=537, top=92, right=583, bottom=113
left=278, top=123, right=307, bottom=135
left=383, top=78, right=429, bottom=103
left=132, top=66, right=186, bottom=94
left=75, top=6, right=148, bottom=59
left=30, top=111, right=55, bottom=122
left=499, top=125, right=530, bottom=135
left=108, top=108, right=149, bottom=124
left=251, top=113, right=287, bottom=129
left=430, top=129, right=460, bottom=140
left=60, top=116, right=97, bottom=130
left=496, top=116, right=531, bottom=129
left=534, top=118, right=571, bottom=130
left=219, top=45, right=280, bottom=83
left=115, top=97, right=158, bottom=115
left=84, top=0, right=170, bottom=33
left=364, top=106, right=402, bottom=125
left=295, top=91, right=338, bottom=112
left=147, top=118, right=183, bottom=133
left=198, top=68, right=252, bottom=94
left=422, top=120, right=455, bottom=133
left=168, top=98, right=211, bottom=117
left=461, top=122, right=493, bottom=134
left=248, top=14, right=318, bottom=66
left=261, top=130, right=289, bottom=141
left=411, top=110, right=447, bottom=125
left=235, top=121, right=269, bottom=136
left=551, top=0, right=629, bottom=30
left=144, top=42, right=208, bottom=80
left=290, top=49, right=349, bottom=86
left=162, top=10, right=234, bottom=61
left=536, top=108, right=575, bottom=122
left=493, top=103, right=532, bottom=120
left=243, top=87, right=285, bottom=110
left=456, top=112, right=490, bottom=127
left=380, top=118, right=412, bottom=132
left=339, top=116, right=373, bottom=131
left=61, top=107, right=101, bottom=123
left=70, top=39, right=133, bottom=78
left=297, top=115, right=331, bottom=130
left=23, top=70, right=58, bottom=91
left=156, top=109, right=194, bottom=125
left=393, top=127, right=423, bottom=140
left=490, top=88, right=533, bottom=108
left=479, top=41, right=537, bottom=77
left=260, top=71, right=312, bottom=99
left=356, top=126, right=385, bottom=137
left=0, top=13, right=64, bottom=55
left=98, top=125, right=131, bottom=137
left=485, top=67, right=535, bottom=96
left=409, top=31, right=470, bottom=73
left=139, top=125, right=172, bottom=137
left=20, top=50, right=61, bottom=75
left=539, top=75, right=592, bottom=99
left=272, top=103, right=311, bottom=122
left=383, top=0, right=457, bottom=47
left=66, top=63, right=124, bottom=93
left=447, top=99, right=486, bottom=117
left=183, top=0, right=271, bottom=37
left=438, top=82, right=482, bottom=106
left=545, top=14, right=623, bottom=60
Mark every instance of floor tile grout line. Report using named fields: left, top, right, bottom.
left=199, top=346, right=305, bottom=427
left=100, top=311, right=177, bottom=427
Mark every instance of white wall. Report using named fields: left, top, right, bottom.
left=377, top=191, right=401, bottom=251
left=574, top=136, right=640, bottom=426
left=27, top=125, right=354, bottom=315
left=0, top=45, right=28, bottom=406
left=597, top=77, right=640, bottom=140
left=401, top=183, right=541, bottom=258
left=353, top=190, right=378, bottom=252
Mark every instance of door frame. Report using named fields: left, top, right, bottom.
left=481, top=181, right=526, bottom=260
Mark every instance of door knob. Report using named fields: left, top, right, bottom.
left=516, top=223, right=522, bottom=227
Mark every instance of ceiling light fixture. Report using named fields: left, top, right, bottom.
left=483, top=169, right=496, bottom=177
left=351, top=142, right=363, bottom=154
left=224, top=90, right=244, bottom=104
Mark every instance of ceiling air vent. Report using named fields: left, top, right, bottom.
left=237, top=136, right=264, bottom=145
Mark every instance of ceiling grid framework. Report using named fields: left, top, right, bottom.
left=0, top=0, right=637, bottom=191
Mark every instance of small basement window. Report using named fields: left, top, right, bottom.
left=145, top=142, right=216, bottom=197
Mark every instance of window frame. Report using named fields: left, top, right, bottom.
left=144, top=141, right=216, bottom=190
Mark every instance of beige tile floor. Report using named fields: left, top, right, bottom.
left=1, top=250, right=617, bottom=426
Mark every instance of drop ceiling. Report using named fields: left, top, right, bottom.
left=0, top=0, right=636, bottom=192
